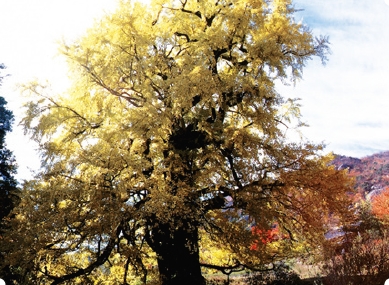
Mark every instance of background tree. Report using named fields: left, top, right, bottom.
left=321, top=202, right=389, bottom=285
left=320, top=154, right=389, bottom=285
left=5, top=1, right=353, bottom=284
left=371, top=187, right=389, bottom=223
left=0, top=64, right=20, bottom=284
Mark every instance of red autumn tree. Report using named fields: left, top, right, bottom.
left=250, top=224, right=285, bottom=250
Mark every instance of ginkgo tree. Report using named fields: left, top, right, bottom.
left=3, top=0, right=353, bottom=284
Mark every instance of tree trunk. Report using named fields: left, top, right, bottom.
left=146, top=219, right=206, bottom=285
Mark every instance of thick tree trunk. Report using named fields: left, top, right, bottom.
left=146, top=219, right=206, bottom=285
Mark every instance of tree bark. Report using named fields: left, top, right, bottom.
left=146, top=219, right=206, bottom=285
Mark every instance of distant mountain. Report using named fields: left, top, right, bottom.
left=331, top=155, right=362, bottom=171
left=332, top=151, right=389, bottom=198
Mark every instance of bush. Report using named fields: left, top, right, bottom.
left=245, top=262, right=304, bottom=285
left=321, top=229, right=389, bottom=285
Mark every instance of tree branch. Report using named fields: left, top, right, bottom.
left=200, top=260, right=276, bottom=275
left=46, top=225, right=121, bottom=285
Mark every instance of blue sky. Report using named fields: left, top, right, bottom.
left=0, top=0, right=389, bottom=180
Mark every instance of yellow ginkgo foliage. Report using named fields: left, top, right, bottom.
left=3, top=0, right=353, bottom=284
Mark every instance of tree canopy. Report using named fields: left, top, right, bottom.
left=3, top=1, right=353, bottom=284
left=0, top=64, right=19, bottom=284
left=0, top=63, right=18, bottom=225
left=0, top=64, right=17, bottom=224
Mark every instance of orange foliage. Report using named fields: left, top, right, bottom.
left=371, top=187, right=389, bottom=222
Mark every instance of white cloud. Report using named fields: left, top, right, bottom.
left=282, top=0, right=389, bottom=158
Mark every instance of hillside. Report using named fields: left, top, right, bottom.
left=332, top=151, right=389, bottom=199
